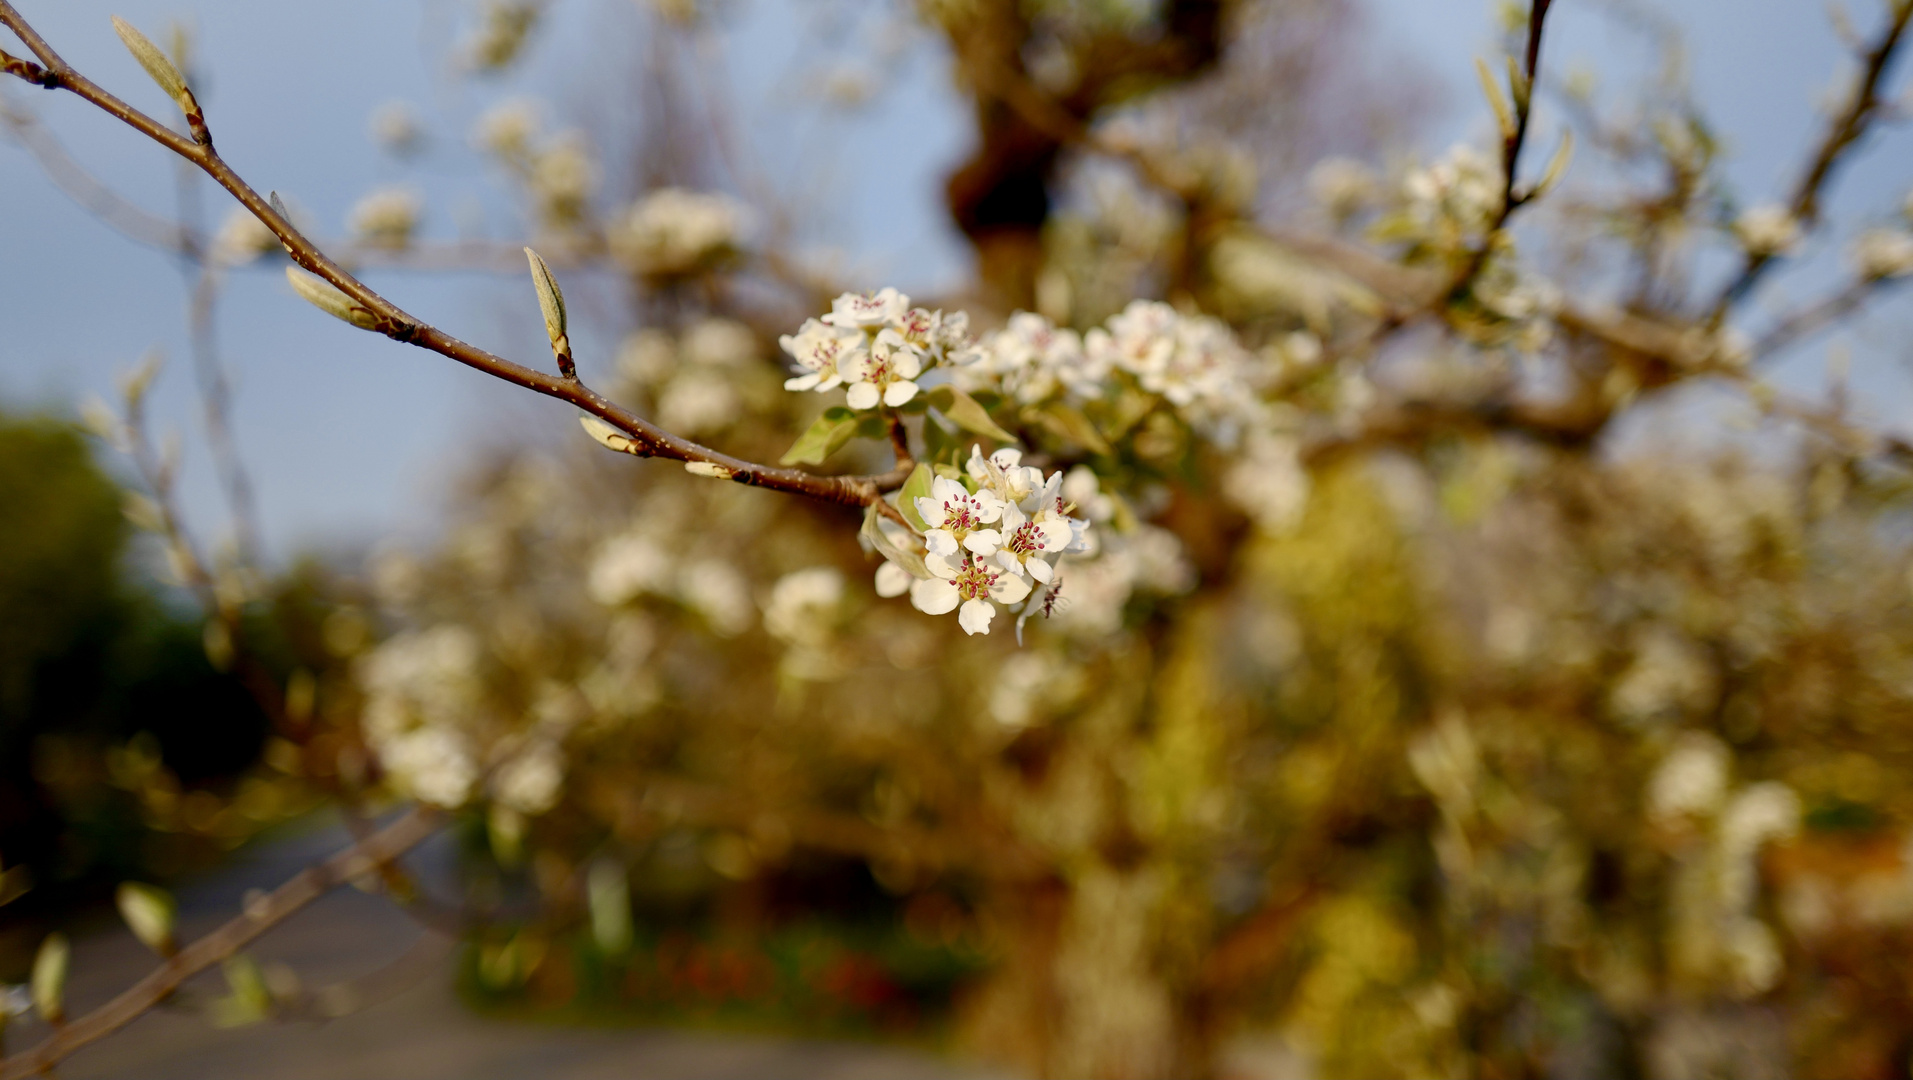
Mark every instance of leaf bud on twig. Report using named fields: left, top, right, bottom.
left=524, top=247, right=574, bottom=378
left=30, top=932, right=69, bottom=1025
left=115, top=882, right=178, bottom=956
left=579, top=414, right=641, bottom=454
left=285, top=267, right=379, bottom=330
left=111, top=16, right=207, bottom=142
left=1475, top=57, right=1516, bottom=142
left=111, top=16, right=187, bottom=105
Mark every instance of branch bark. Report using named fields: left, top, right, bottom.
left=1708, top=2, right=1912, bottom=317
left=0, top=807, right=443, bottom=1080
left=0, top=3, right=906, bottom=510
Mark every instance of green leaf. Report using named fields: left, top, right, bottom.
left=860, top=503, right=928, bottom=580
left=928, top=385, right=1017, bottom=444
left=1041, top=402, right=1113, bottom=456
left=922, top=412, right=961, bottom=466
left=897, top=462, right=935, bottom=533
left=779, top=407, right=860, bottom=466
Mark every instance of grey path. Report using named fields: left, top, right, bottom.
left=8, top=813, right=1008, bottom=1080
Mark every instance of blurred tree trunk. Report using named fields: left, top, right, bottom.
left=940, top=0, right=1230, bottom=312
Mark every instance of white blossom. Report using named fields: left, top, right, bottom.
left=380, top=726, right=479, bottom=808
left=1400, top=144, right=1502, bottom=240
left=678, top=559, right=754, bottom=636
left=348, top=187, right=422, bottom=249
left=874, top=561, right=913, bottom=598
left=778, top=318, right=862, bottom=393
left=588, top=535, right=674, bottom=606
left=955, top=312, right=1096, bottom=404
left=916, top=475, right=1006, bottom=562
left=994, top=500, right=1072, bottom=584
left=213, top=207, right=279, bottom=265
left=966, top=446, right=1046, bottom=509
left=368, top=100, right=424, bottom=154
left=611, top=188, right=748, bottom=275
left=822, top=287, right=909, bottom=329
left=839, top=329, right=922, bottom=409
left=763, top=566, right=845, bottom=643
left=473, top=98, right=538, bottom=160
left=1224, top=430, right=1310, bottom=532
left=910, top=552, right=1033, bottom=635
left=1309, top=157, right=1379, bottom=221
left=1851, top=227, right=1913, bottom=279
left=1648, top=732, right=1730, bottom=822
left=1734, top=204, right=1802, bottom=257
left=493, top=740, right=565, bottom=815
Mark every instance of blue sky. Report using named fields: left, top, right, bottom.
left=2, top=0, right=1908, bottom=561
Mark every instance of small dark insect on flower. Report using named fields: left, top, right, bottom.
left=1042, top=576, right=1068, bottom=618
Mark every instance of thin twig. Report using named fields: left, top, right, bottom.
left=1708, top=2, right=1912, bottom=318
left=1753, top=277, right=1906, bottom=362
left=1448, top=0, right=1557, bottom=301
left=0, top=3, right=907, bottom=509
left=0, top=807, right=443, bottom=1080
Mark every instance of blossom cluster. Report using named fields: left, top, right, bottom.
left=610, top=188, right=750, bottom=277
left=778, top=288, right=971, bottom=410
left=952, top=300, right=1261, bottom=438
left=873, top=448, right=1092, bottom=636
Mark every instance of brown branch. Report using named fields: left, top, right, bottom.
left=1752, top=276, right=1906, bottom=362
left=1448, top=0, right=1557, bottom=301
left=0, top=3, right=906, bottom=510
left=0, top=807, right=443, bottom=1080
left=1709, top=2, right=1912, bottom=317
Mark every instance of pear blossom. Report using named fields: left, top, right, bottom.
left=967, top=446, right=1045, bottom=509
left=777, top=318, right=859, bottom=392
left=955, top=312, right=1096, bottom=403
left=1734, top=204, right=1801, bottom=257
left=493, top=740, right=565, bottom=815
left=839, top=329, right=923, bottom=409
left=822, top=287, right=909, bottom=328
left=916, top=475, right=1005, bottom=560
left=874, top=561, right=913, bottom=598
left=910, top=553, right=1033, bottom=635
left=994, top=501, right=1072, bottom=584
left=1851, top=228, right=1913, bottom=279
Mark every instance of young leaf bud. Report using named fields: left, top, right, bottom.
left=579, top=415, right=640, bottom=454
left=116, top=882, right=178, bottom=956
left=285, top=267, right=379, bottom=330
left=524, top=247, right=574, bottom=377
left=1531, top=129, right=1574, bottom=200
left=1474, top=57, right=1516, bottom=142
left=30, top=932, right=69, bottom=1025
left=111, top=16, right=189, bottom=107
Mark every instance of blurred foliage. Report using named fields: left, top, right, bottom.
left=0, top=413, right=326, bottom=968
left=11, top=0, right=1913, bottom=1076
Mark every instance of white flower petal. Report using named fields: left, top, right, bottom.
left=784, top=373, right=823, bottom=391
left=958, top=598, right=995, bottom=635
left=846, top=382, right=880, bottom=410
left=1027, top=557, right=1053, bottom=584
left=884, top=380, right=920, bottom=407
left=875, top=561, right=913, bottom=598
left=911, top=577, right=960, bottom=615
left=963, top=529, right=1002, bottom=556
left=925, top=529, right=959, bottom=557
left=990, top=573, right=1031, bottom=604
